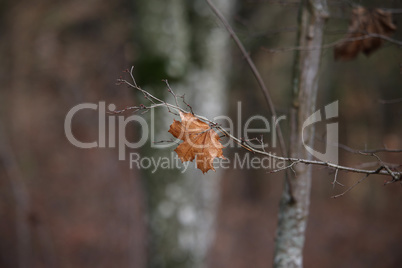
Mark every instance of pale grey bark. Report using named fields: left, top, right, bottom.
left=137, top=0, right=235, bottom=266
left=181, top=1, right=235, bottom=264
left=136, top=2, right=192, bottom=266
left=274, top=1, right=328, bottom=267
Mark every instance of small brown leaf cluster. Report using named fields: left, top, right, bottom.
left=334, top=7, right=396, bottom=61
left=169, top=112, right=225, bottom=173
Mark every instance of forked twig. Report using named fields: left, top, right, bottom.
left=331, top=173, right=371, bottom=199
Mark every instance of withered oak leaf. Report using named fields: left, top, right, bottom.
left=169, top=112, right=225, bottom=173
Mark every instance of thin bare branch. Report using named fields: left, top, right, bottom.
left=163, top=79, right=180, bottom=108
left=378, top=98, right=402, bottom=104
left=245, top=0, right=300, bottom=5
left=115, top=68, right=402, bottom=183
left=337, top=143, right=402, bottom=154
left=204, top=0, right=293, bottom=198
left=332, top=168, right=342, bottom=188
left=269, top=160, right=300, bottom=173
left=372, top=153, right=399, bottom=180
left=382, top=8, right=402, bottom=14
left=264, top=33, right=402, bottom=53
left=216, top=125, right=401, bottom=179
left=204, top=0, right=288, bottom=158
left=177, top=94, right=194, bottom=114
left=331, top=173, right=371, bottom=199
left=153, top=139, right=180, bottom=145
left=128, top=66, right=138, bottom=87
left=353, top=161, right=400, bottom=170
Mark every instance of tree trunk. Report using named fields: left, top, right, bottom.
left=274, top=1, right=328, bottom=267
left=136, top=0, right=235, bottom=266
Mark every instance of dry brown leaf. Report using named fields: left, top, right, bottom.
left=334, top=7, right=396, bottom=61
left=169, top=112, right=225, bottom=173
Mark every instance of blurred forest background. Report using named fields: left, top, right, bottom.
left=0, top=0, right=401, bottom=267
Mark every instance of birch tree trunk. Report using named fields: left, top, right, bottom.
left=274, top=1, right=328, bottom=267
